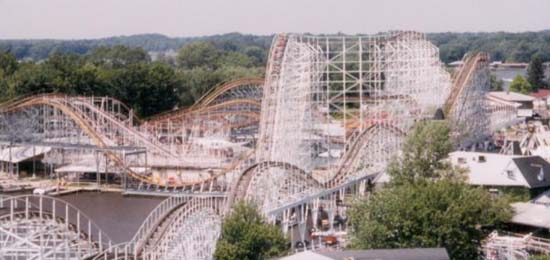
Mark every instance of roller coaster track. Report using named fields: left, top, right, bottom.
left=97, top=34, right=451, bottom=259
left=107, top=123, right=389, bottom=259
left=0, top=195, right=111, bottom=260
left=144, top=99, right=261, bottom=128
left=145, top=78, right=264, bottom=124
left=1, top=95, right=172, bottom=185
left=1, top=97, right=259, bottom=189
left=226, top=160, right=319, bottom=206
left=327, top=123, right=406, bottom=186
left=2, top=95, right=174, bottom=156
left=143, top=99, right=261, bottom=129
left=190, top=78, right=264, bottom=108
left=224, top=123, right=405, bottom=210
left=96, top=197, right=225, bottom=260
left=140, top=197, right=224, bottom=260
left=128, top=196, right=190, bottom=256
left=97, top=122, right=390, bottom=259
left=444, top=52, right=489, bottom=116
left=0, top=79, right=264, bottom=188
left=483, top=231, right=550, bottom=259
left=4, top=32, right=491, bottom=260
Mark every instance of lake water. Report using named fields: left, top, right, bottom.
left=57, top=192, right=163, bottom=244
left=493, top=68, right=550, bottom=90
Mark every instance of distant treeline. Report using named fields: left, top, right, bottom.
left=0, top=33, right=273, bottom=63
left=2, top=31, right=550, bottom=117
left=428, top=31, right=550, bottom=63
left=0, top=42, right=265, bottom=117
left=1, top=31, right=550, bottom=63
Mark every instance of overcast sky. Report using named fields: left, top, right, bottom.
left=0, top=0, right=549, bottom=39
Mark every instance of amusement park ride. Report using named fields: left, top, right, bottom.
left=0, top=31, right=524, bottom=259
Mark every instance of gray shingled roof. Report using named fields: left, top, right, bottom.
left=512, top=156, right=550, bottom=188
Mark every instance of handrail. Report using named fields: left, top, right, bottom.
left=144, top=98, right=262, bottom=126
left=0, top=195, right=112, bottom=256
left=69, top=98, right=175, bottom=157
left=130, top=195, right=190, bottom=255
left=93, top=242, right=137, bottom=260
left=140, top=197, right=224, bottom=259
left=144, top=78, right=264, bottom=123
left=484, top=230, right=550, bottom=256
left=328, top=123, right=405, bottom=187
left=444, top=52, right=489, bottom=116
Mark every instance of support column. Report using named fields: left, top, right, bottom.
left=328, top=205, right=336, bottom=231
left=95, top=151, right=100, bottom=186
left=122, top=151, right=127, bottom=190
left=32, top=145, right=36, bottom=178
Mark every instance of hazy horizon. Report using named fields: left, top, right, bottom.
left=3, top=29, right=550, bottom=41
left=1, top=0, right=549, bottom=40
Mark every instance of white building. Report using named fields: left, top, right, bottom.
left=449, top=151, right=550, bottom=189
left=487, top=91, right=534, bottom=118
left=511, top=191, right=550, bottom=230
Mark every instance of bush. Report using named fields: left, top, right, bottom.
left=214, top=201, right=289, bottom=260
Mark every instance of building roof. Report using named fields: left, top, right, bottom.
left=511, top=191, right=550, bottom=229
left=448, top=61, right=463, bottom=67
left=281, top=248, right=450, bottom=260
left=533, top=190, right=550, bottom=205
left=512, top=156, right=550, bottom=188
left=449, top=151, right=550, bottom=188
left=499, top=63, right=529, bottom=68
left=0, top=146, right=51, bottom=163
left=488, top=91, right=535, bottom=103
left=531, top=89, right=550, bottom=99
left=279, top=251, right=333, bottom=260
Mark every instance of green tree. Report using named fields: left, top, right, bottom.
left=72, top=63, right=105, bottom=96
left=0, top=51, right=18, bottom=75
left=490, top=74, right=504, bottom=91
left=219, top=51, right=255, bottom=68
left=387, top=120, right=455, bottom=185
left=348, top=180, right=512, bottom=259
left=0, top=77, right=9, bottom=102
left=176, top=66, right=263, bottom=107
left=88, top=45, right=150, bottom=68
left=138, top=62, right=179, bottom=116
left=243, top=46, right=267, bottom=66
left=177, top=42, right=221, bottom=70
left=8, top=62, right=56, bottom=96
left=349, top=120, right=512, bottom=259
left=214, top=201, right=289, bottom=260
left=527, top=56, right=546, bottom=89
left=509, top=75, right=534, bottom=94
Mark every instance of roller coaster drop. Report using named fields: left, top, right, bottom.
left=0, top=31, right=516, bottom=259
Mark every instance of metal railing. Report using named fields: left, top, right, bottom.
left=129, top=195, right=190, bottom=255
left=0, top=195, right=112, bottom=259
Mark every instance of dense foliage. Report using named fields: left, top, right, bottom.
left=2, top=31, right=550, bottom=114
left=0, top=39, right=264, bottom=116
left=348, top=179, right=512, bottom=259
left=349, top=121, right=513, bottom=259
left=527, top=56, right=547, bottom=90
left=509, top=75, right=534, bottom=94
left=386, top=120, right=456, bottom=185
left=0, top=49, right=178, bottom=117
left=0, top=33, right=272, bottom=62
left=2, top=31, right=550, bottom=64
left=429, top=31, right=550, bottom=63
left=490, top=74, right=504, bottom=91
left=214, top=201, right=289, bottom=260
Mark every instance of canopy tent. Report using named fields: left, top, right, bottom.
left=0, top=146, right=52, bottom=163
left=55, top=160, right=149, bottom=174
